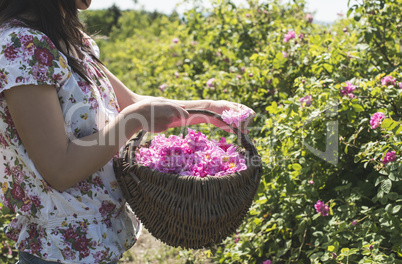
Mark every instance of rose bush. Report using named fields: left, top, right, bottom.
left=96, top=1, right=400, bottom=263
left=2, top=0, right=401, bottom=263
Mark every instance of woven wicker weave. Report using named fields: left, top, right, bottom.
left=113, top=109, right=262, bottom=249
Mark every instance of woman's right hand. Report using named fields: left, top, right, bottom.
left=121, top=97, right=189, bottom=134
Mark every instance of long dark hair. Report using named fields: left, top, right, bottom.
left=0, top=0, right=99, bottom=82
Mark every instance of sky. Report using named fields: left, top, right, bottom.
left=90, top=0, right=350, bottom=23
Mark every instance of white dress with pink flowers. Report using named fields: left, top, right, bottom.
left=0, top=19, right=141, bottom=263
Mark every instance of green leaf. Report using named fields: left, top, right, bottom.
left=292, top=163, right=302, bottom=171
left=347, top=8, right=353, bottom=18
left=381, top=179, right=392, bottom=194
left=273, top=52, right=287, bottom=68
left=394, top=124, right=402, bottom=135
left=381, top=118, right=397, bottom=130
left=328, top=245, right=335, bottom=252
left=353, top=15, right=361, bottom=21
left=340, top=248, right=359, bottom=256
left=393, top=205, right=401, bottom=214
left=352, top=104, right=364, bottom=112
left=323, top=63, right=333, bottom=73
left=364, top=32, right=373, bottom=43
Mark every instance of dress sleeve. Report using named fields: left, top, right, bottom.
left=0, top=27, right=71, bottom=93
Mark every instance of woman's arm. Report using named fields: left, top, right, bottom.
left=4, top=84, right=188, bottom=192
left=103, top=66, right=213, bottom=110
left=103, top=67, right=255, bottom=131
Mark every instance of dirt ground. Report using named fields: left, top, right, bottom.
left=119, top=228, right=178, bottom=264
left=119, top=228, right=214, bottom=264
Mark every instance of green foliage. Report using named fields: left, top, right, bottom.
left=80, top=4, right=122, bottom=36
left=0, top=204, right=17, bottom=263
left=1, top=0, right=401, bottom=263
left=95, top=0, right=401, bottom=262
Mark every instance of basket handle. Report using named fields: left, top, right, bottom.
left=126, top=109, right=261, bottom=177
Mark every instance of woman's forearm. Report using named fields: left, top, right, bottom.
left=40, top=109, right=143, bottom=192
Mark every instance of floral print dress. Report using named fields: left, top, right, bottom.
left=0, top=19, right=141, bottom=263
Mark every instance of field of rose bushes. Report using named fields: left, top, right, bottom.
left=1, top=0, right=401, bottom=263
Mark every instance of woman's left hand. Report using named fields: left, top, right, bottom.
left=208, top=100, right=256, bottom=134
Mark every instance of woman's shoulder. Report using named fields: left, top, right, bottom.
left=0, top=19, right=57, bottom=50
left=0, top=19, right=71, bottom=92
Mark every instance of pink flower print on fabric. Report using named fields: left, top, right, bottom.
left=3, top=45, right=18, bottom=61
left=381, top=76, right=396, bottom=86
left=314, top=200, right=329, bottom=216
left=283, top=30, right=296, bottom=43
left=382, top=151, right=397, bottom=165
left=221, top=108, right=252, bottom=127
left=340, top=82, right=356, bottom=98
left=34, top=47, right=55, bottom=67
left=370, top=112, right=385, bottom=129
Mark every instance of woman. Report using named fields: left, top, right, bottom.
left=0, top=0, right=254, bottom=263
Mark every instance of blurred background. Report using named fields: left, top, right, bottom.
left=90, top=0, right=349, bottom=24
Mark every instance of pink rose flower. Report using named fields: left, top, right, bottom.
left=370, top=112, right=385, bottom=129
left=299, top=95, right=312, bottom=107
left=206, top=78, right=215, bottom=87
left=382, top=151, right=397, bottom=165
left=381, top=76, right=396, bottom=86
left=305, top=13, right=313, bottom=23
left=221, top=108, right=252, bottom=127
left=283, top=30, right=296, bottom=43
left=159, top=84, right=167, bottom=92
left=136, top=129, right=247, bottom=177
left=314, top=200, right=329, bottom=216
left=340, top=81, right=356, bottom=98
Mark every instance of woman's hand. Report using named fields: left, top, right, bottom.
left=122, top=97, right=189, bottom=134
left=208, top=100, right=256, bottom=134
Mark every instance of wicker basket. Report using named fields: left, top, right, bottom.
left=113, top=109, right=262, bottom=249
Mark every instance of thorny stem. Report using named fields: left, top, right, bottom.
left=297, top=226, right=308, bottom=261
